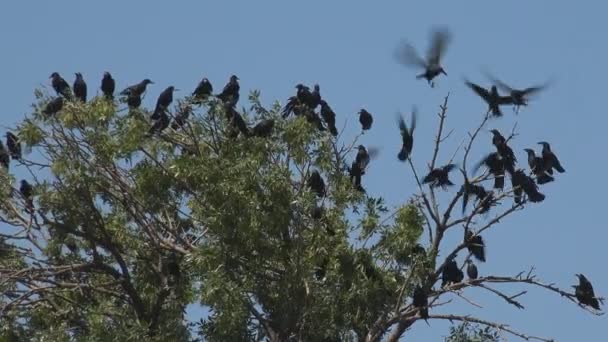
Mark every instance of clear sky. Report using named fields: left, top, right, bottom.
left=0, top=1, right=605, bottom=340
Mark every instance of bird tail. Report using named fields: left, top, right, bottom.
left=329, top=125, right=338, bottom=137
left=554, top=165, right=565, bottom=173
left=528, top=191, right=545, bottom=203
left=536, top=174, right=554, bottom=185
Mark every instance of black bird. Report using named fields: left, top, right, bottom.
left=485, top=73, right=550, bottom=113
left=43, top=97, right=64, bottom=116
left=524, top=148, right=554, bottom=184
left=319, top=100, right=338, bottom=136
left=358, top=109, right=373, bottom=131
left=101, top=72, right=115, bottom=100
left=171, top=104, right=193, bottom=130
left=227, top=108, right=250, bottom=138
left=474, top=152, right=506, bottom=190
left=120, top=79, right=153, bottom=97
left=20, top=180, right=34, bottom=212
left=148, top=112, right=170, bottom=136
left=252, top=119, right=275, bottom=138
left=152, top=86, right=177, bottom=119
left=511, top=169, right=545, bottom=203
left=305, top=110, right=326, bottom=132
left=490, top=129, right=516, bottom=173
left=0, top=142, right=9, bottom=169
left=538, top=142, right=565, bottom=173
left=50, top=72, right=72, bottom=99
left=307, top=170, right=326, bottom=197
left=349, top=161, right=365, bottom=193
left=442, top=259, right=464, bottom=287
left=573, top=274, right=601, bottom=310
left=73, top=72, right=87, bottom=102
left=395, top=27, right=451, bottom=87
left=464, top=230, right=486, bottom=262
left=192, top=77, right=213, bottom=100
left=396, top=107, right=417, bottom=161
left=295, top=84, right=313, bottom=106
left=423, top=163, right=456, bottom=189
left=465, top=81, right=511, bottom=117
left=412, top=286, right=429, bottom=320
left=460, top=171, right=490, bottom=214
left=310, top=84, right=321, bottom=109
left=217, top=75, right=240, bottom=107
left=127, top=94, right=142, bottom=109
left=355, top=145, right=371, bottom=173
left=282, top=95, right=301, bottom=118
left=6, top=132, right=21, bottom=161
left=466, top=260, right=478, bottom=280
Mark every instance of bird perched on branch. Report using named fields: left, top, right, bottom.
left=73, top=73, right=87, bottom=103
left=466, top=260, right=478, bottom=280
left=319, top=100, right=338, bottom=136
left=490, top=129, right=516, bottom=174
left=474, top=152, right=506, bottom=190
left=120, top=79, right=153, bottom=97
left=101, top=72, right=115, bottom=100
left=538, top=141, right=565, bottom=174
left=152, top=86, right=177, bottom=119
left=307, top=170, right=326, bottom=197
left=524, top=148, right=554, bottom=184
left=358, top=109, right=373, bottom=132
left=50, top=72, right=72, bottom=99
left=465, top=230, right=486, bottom=262
left=573, top=274, right=602, bottom=310
left=511, top=169, right=545, bottom=203
left=192, top=77, right=213, bottom=101
left=442, top=259, right=464, bottom=287
left=217, top=75, right=240, bottom=108
left=423, top=163, right=456, bottom=189
left=395, top=27, right=451, bottom=87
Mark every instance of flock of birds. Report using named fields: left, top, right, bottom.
left=1, top=27, right=600, bottom=315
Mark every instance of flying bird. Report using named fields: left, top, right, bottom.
left=50, top=72, right=72, bottom=99
left=319, top=100, right=338, bottom=136
left=485, top=72, right=550, bottom=113
left=465, top=81, right=511, bottom=117
left=5, top=132, right=21, bottom=160
left=423, top=163, right=456, bottom=189
left=396, top=107, right=417, bottom=161
left=395, top=27, right=451, bottom=87
left=538, top=141, right=565, bottom=174
left=101, top=72, right=115, bottom=99
left=524, top=148, right=554, bottom=184
left=73, top=73, right=87, bottom=102
left=358, top=109, right=373, bottom=132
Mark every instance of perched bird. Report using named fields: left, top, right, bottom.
left=464, top=230, right=486, bottom=262
left=538, top=141, right=565, bottom=174
left=227, top=108, right=250, bottom=138
left=217, top=75, right=240, bottom=107
left=307, top=170, right=326, bottom=197
left=148, top=112, right=170, bottom=136
left=252, top=119, right=275, bottom=138
left=442, top=259, right=464, bottom=287
left=395, top=27, right=451, bottom=87
left=355, top=145, right=371, bottom=173
left=474, top=152, right=506, bottom=189
left=465, top=81, right=511, bottom=117
left=192, top=77, right=213, bottom=100
left=127, top=94, right=142, bottom=109
left=490, top=129, right=516, bottom=173
left=73, top=72, right=87, bottom=102
left=0, top=142, right=9, bottom=169
left=310, top=84, right=322, bottom=109
left=43, top=97, right=64, bottom=116
left=460, top=171, right=490, bottom=214
left=396, top=107, right=417, bottom=161
left=349, top=161, right=365, bottom=193
left=152, top=86, right=176, bottom=119
left=305, top=111, right=326, bottom=132
left=295, top=84, right=313, bottom=107
left=282, top=95, right=301, bottom=118
left=319, top=100, right=338, bottom=136
left=573, top=274, right=601, bottom=310
left=20, top=180, right=34, bottom=212
left=358, top=109, right=373, bottom=131
left=466, top=260, right=478, bottom=280
left=412, top=286, right=429, bottom=320
left=6, top=132, right=21, bottom=161
left=485, top=73, right=550, bottom=113
left=511, top=169, right=545, bottom=203
left=524, top=148, right=554, bottom=184
left=120, top=79, right=154, bottom=97
left=50, top=72, right=72, bottom=99
left=423, top=163, right=456, bottom=189
left=101, top=72, right=115, bottom=100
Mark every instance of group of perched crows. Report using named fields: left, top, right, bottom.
left=4, top=25, right=600, bottom=318
left=393, top=27, right=601, bottom=316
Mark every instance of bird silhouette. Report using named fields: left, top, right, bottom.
left=395, top=27, right=451, bottom=87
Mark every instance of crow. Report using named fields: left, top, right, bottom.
left=396, top=107, right=417, bottom=161
left=192, top=77, right=213, bottom=100
left=73, top=72, right=87, bottom=102
left=43, top=97, right=64, bottom=116
left=148, top=112, right=170, bottom=136
left=485, top=72, right=550, bottom=113
left=120, top=79, right=153, bottom=97
left=474, top=152, right=506, bottom=189
left=227, top=109, right=250, bottom=138
left=466, top=260, right=478, bottom=280
left=0, top=142, right=9, bottom=169
left=319, top=100, right=338, bottom=136
left=423, top=164, right=456, bottom=189
left=395, top=27, right=451, bottom=87
left=465, top=81, right=512, bottom=117
left=101, top=72, right=115, bottom=100
left=355, top=145, right=371, bottom=173
left=511, top=169, right=545, bottom=203
left=217, top=75, right=240, bottom=107
left=538, top=141, right=565, bottom=173
left=50, top=72, right=72, bottom=99
left=573, top=274, right=601, bottom=310
left=20, top=180, right=34, bottom=213
left=127, top=94, right=142, bottom=109
left=460, top=171, right=490, bottom=214
left=252, top=119, right=275, bottom=138
left=524, top=148, right=554, bottom=184
left=490, top=129, right=516, bottom=173
left=413, top=286, right=429, bottom=320
left=442, top=259, right=464, bottom=287
left=465, top=230, right=486, bottom=262
left=6, top=132, right=21, bottom=161
left=307, top=170, right=326, bottom=197
left=152, top=86, right=176, bottom=119
left=358, top=109, right=373, bottom=131
left=349, top=161, right=365, bottom=193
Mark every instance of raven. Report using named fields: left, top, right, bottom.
left=395, top=27, right=451, bottom=87
left=101, top=72, right=115, bottom=99
left=396, top=107, right=417, bottom=161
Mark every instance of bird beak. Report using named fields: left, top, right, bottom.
left=441, top=70, right=448, bottom=76
left=174, top=88, right=181, bottom=92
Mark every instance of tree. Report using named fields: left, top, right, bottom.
left=0, top=74, right=602, bottom=342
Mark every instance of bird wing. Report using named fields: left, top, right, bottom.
left=410, top=106, right=418, bottom=134
left=396, top=113, right=408, bottom=138
left=472, top=153, right=492, bottom=175
left=442, top=163, right=457, bottom=173
left=427, top=27, right=451, bottom=65
left=394, top=41, right=427, bottom=69
left=483, top=71, right=514, bottom=93
left=465, top=81, right=492, bottom=102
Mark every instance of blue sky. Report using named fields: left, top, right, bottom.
left=0, top=1, right=605, bottom=340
